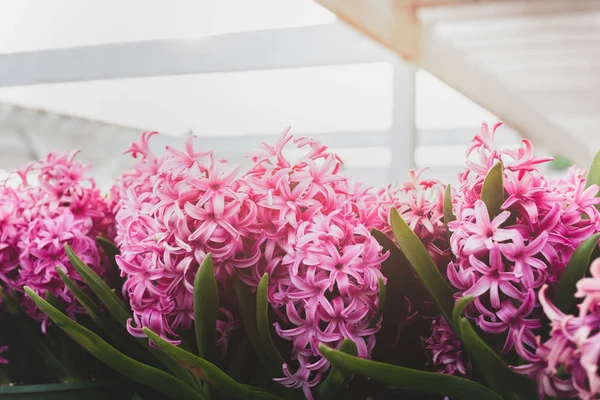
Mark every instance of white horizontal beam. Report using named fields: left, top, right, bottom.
left=148, top=130, right=391, bottom=156
left=0, top=24, right=394, bottom=87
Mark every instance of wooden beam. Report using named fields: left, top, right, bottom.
left=420, top=0, right=600, bottom=22
left=418, top=25, right=592, bottom=165
left=315, top=0, right=421, bottom=61
left=316, top=0, right=595, bottom=165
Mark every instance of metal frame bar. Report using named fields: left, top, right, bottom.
left=0, top=24, right=393, bottom=87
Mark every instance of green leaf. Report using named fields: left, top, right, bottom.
left=371, top=229, right=424, bottom=302
left=443, top=184, right=456, bottom=231
left=452, top=296, right=474, bottom=334
left=480, top=162, right=504, bottom=219
left=65, top=244, right=130, bottom=326
left=14, top=315, right=72, bottom=381
left=24, top=287, right=204, bottom=400
left=143, top=328, right=281, bottom=400
left=3, top=289, right=72, bottom=381
left=57, top=266, right=131, bottom=350
left=56, top=268, right=106, bottom=330
left=194, top=254, right=219, bottom=365
left=225, top=338, right=250, bottom=382
left=555, top=233, right=600, bottom=313
left=389, top=208, right=455, bottom=325
left=371, top=229, right=428, bottom=347
left=96, top=236, right=124, bottom=291
left=319, top=343, right=503, bottom=400
left=234, top=279, right=270, bottom=372
left=369, top=277, right=386, bottom=329
left=585, top=150, right=600, bottom=192
left=257, top=274, right=286, bottom=379
left=65, top=244, right=200, bottom=390
left=315, top=339, right=358, bottom=400
left=96, top=236, right=120, bottom=255
left=419, top=336, right=432, bottom=364
left=453, top=299, right=536, bottom=400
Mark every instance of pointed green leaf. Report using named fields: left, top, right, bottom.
left=225, top=338, right=249, bottom=381
left=315, top=339, right=358, bottom=400
left=65, top=244, right=200, bottom=389
left=96, top=236, right=124, bottom=291
left=319, top=343, right=503, bottom=400
left=453, top=299, right=536, bottom=400
left=444, top=184, right=456, bottom=231
left=555, top=233, right=600, bottom=313
left=390, top=208, right=455, bottom=325
left=57, top=266, right=130, bottom=349
left=371, top=229, right=425, bottom=304
left=369, top=277, right=386, bottom=329
left=194, top=254, right=219, bottom=365
left=371, top=229, right=428, bottom=338
left=65, top=244, right=130, bottom=326
left=419, top=336, right=432, bottom=364
left=452, top=296, right=474, bottom=333
left=234, top=278, right=270, bottom=371
left=96, top=236, right=120, bottom=255
left=143, top=328, right=281, bottom=400
left=585, top=150, right=600, bottom=192
left=24, top=287, right=204, bottom=400
left=5, top=297, right=72, bottom=382
left=480, top=162, right=504, bottom=219
left=56, top=267, right=105, bottom=329
left=257, top=274, right=286, bottom=378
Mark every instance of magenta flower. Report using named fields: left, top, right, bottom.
left=425, top=318, right=470, bottom=376
left=463, top=246, right=521, bottom=309
left=239, top=130, right=388, bottom=398
left=113, top=132, right=255, bottom=350
left=0, top=345, right=7, bottom=364
left=368, top=169, right=449, bottom=265
left=513, top=268, right=600, bottom=399
left=499, top=231, right=548, bottom=287
left=445, top=121, right=600, bottom=367
left=456, top=200, right=516, bottom=254
left=0, top=150, right=113, bottom=330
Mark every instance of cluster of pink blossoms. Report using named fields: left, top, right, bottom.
left=364, top=170, right=460, bottom=374
left=0, top=150, right=112, bottom=330
left=112, top=131, right=254, bottom=352
left=240, top=130, right=388, bottom=398
left=113, top=130, right=395, bottom=399
left=440, top=122, right=600, bottom=372
left=366, top=169, right=449, bottom=266
left=515, top=258, right=600, bottom=399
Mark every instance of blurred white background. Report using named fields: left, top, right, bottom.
left=0, top=0, right=542, bottom=190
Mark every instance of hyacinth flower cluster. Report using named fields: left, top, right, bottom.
left=0, top=150, right=112, bottom=330
left=366, top=169, right=449, bottom=266
left=362, top=170, right=459, bottom=373
left=433, top=122, right=600, bottom=375
left=112, top=131, right=255, bottom=352
left=241, top=130, right=391, bottom=397
left=112, top=129, right=395, bottom=398
left=515, top=258, right=600, bottom=399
